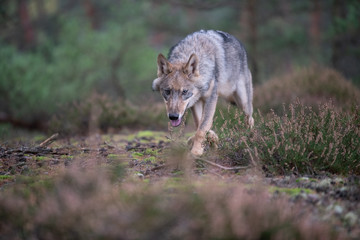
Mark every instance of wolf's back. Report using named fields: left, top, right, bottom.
left=167, top=30, right=250, bottom=83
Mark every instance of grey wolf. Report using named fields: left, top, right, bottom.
left=152, top=30, right=254, bottom=156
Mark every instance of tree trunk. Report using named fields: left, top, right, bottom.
left=310, top=0, right=321, bottom=50
left=18, top=0, right=35, bottom=49
left=83, top=0, right=99, bottom=29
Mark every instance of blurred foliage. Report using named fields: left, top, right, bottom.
left=0, top=0, right=158, bottom=129
left=0, top=167, right=341, bottom=239
left=0, top=0, right=359, bottom=133
left=49, top=94, right=167, bottom=136
left=254, top=66, right=360, bottom=114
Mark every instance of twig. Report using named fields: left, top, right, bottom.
left=196, top=158, right=250, bottom=170
left=39, top=133, right=59, bottom=148
left=104, top=141, right=117, bottom=149
left=205, top=169, right=225, bottom=179
left=149, top=164, right=169, bottom=172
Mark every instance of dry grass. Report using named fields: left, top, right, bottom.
left=49, top=93, right=167, bottom=136
left=0, top=164, right=341, bottom=240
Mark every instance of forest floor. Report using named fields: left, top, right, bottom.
left=1, top=130, right=360, bottom=239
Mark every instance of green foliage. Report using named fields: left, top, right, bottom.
left=216, top=101, right=360, bottom=175
left=0, top=123, right=12, bottom=139
left=330, top=0, right=360, bottom=35
left=269, top=186, right=314, bottom=196
left=0, top=2, right=158, bottom=124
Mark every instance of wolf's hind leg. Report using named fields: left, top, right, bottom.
left=234, top=76, right=254, bottom=128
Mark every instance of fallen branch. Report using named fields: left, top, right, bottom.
left=39, top=133, right=59, bottom=148
left=149, top=164, right=170, bottom=172
left=196, top=158, right=250, bottom=171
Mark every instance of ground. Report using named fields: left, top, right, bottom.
left=0, top=130, right=359, bottom=239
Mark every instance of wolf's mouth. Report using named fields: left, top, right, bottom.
left=170, top=117, right=182, bottom=127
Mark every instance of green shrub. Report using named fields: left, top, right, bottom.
left=0, top=14, right=158, bottom=126
left=216, top=101, right=360, bottom=175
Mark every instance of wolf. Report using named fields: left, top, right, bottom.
left=152, top=30, right=254, bottom=156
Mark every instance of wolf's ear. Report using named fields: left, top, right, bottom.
left=184, top=53, right=199, bottom=78
left=152, top=77, right=162, bottom=91
left=157, top=53, right=172, bottom=77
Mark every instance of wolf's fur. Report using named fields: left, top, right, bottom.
left=153, top=30, right=254, bottom=156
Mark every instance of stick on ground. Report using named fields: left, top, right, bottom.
left=196, top=158, right=250, bottom=170
left=39, top=133, right=59, bottom=148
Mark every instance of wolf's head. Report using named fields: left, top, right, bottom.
left=152, top=53, right=201, bottom=127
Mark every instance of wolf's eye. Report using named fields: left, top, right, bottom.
left=164, top=89, right=171, bottom=95
left=182, top=89, right=188, bottom=95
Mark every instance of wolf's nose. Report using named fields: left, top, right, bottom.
left=169, top=113, right=179, bottom=120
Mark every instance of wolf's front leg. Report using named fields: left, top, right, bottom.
left=191, top=94, right=218, bottom=156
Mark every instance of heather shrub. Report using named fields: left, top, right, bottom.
left=0, top=166, right=339, bottom=240
left=254, top=66, right=360, bottom=114
left=216, top=101, right=360, bottom=175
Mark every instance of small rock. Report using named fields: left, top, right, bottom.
left=298, top=177, right=309, bottom=182
left=307, top=193, right=320, bottom=204
left=135, top=173, right=144, bottom=179
left=21, top=165, right=29, bottom=174
left=334, top=177, right=344, bottom=185
left=344, top=212, right=358, bottom=227
left=316, top=178, right=332, bottom=191
left=334, top=205, right=344, bottom=215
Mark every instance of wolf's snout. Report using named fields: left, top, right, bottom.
left=169, top=113, right=179, bottom=120
left=169, top=113, right=182, bottom=127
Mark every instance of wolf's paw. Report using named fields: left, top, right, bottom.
left=190, top=145, right=204, bottom=157
left=206, top=130, right=219, bottom=148
left=248, top=116, right=254, bottom=129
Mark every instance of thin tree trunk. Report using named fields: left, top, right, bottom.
left=310, top=0, right=321, bottom=50
left=18, top=0, right=35, bottom=49
left=83, top=0, right=99, bottom=29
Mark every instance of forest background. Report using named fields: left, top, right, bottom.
left=0, top=0, right=359, bottom=136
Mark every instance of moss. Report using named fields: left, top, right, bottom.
left=0, top=175, right=14, bottom=180
left=269, top=186, right=314, bottom=196
left=107, top=154, right=120, bottom=160
left=35, top=156, right=49, bottom=161
left=101, top=134, right=112, bottom=142
left=137, top=130, right=156, bottom=138
left=132, top=152, right=144, bottom=157
left=144, top=156, right=156, bottom=163
left=145, top=148, right=158, bottom=156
